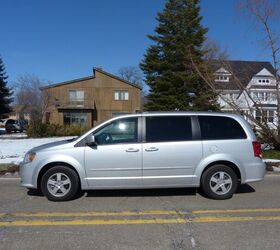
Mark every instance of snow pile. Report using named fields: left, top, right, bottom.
left=264, top=159, right=280, bottom=172
left=0, top=137, right=73, bottom=164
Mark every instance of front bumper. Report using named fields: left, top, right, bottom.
left=19, top=162, right=37, bottom=189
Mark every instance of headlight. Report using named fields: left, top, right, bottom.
left=23, top=152, right=36, bottom=163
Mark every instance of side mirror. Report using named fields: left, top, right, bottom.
left=86, top=135, right=97, bottom=146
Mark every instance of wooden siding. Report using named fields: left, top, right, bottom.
left=42, top=70, right=141, bottom=127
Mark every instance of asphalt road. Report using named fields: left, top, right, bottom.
left=0, top=175, right=280, bottom=250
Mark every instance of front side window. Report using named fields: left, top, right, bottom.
left=114, top=91, right=129, bottom=100
left=94, top=118, right=138, bottom=145
left=199, top=116, right=247, bottom=140
left=69, top=90, right=84, bottom=106
left=146, top=116, right=192, bottom=143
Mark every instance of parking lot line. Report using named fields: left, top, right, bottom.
left=1, top=215, right=280, bottom=227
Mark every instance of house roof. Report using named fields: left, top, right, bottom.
left=40, top=67, right=142, bottom=90
left=209, top=60, right=276, bottom=91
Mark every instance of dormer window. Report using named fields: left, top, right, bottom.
left=214, top=67, right=231, bottom=82
left=215, top=75, right=229, bottom=82
left=257, top=79, right=270, bottom=84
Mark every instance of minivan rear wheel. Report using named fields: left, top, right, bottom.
left=201, top=165, right=237, bottom=200
left=41, top=166, right=79, bottom=201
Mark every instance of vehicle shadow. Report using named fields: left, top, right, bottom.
left=27, top=188, right=44, bottom=197
left=236, top=184, right=255, bottom=194
left=85, top=188, right=197, bottom=198
left=86, top=183, right=255, bottom=198
left=197, top=183, right=255, bottom=199
left=26, top=184, right=255, bottom=200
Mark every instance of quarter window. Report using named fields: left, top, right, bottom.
left=198, top=116, right=247, bottom=140
left=146, top=116, right=192, bottom=143
left=94, top=118, right=138, bottom=145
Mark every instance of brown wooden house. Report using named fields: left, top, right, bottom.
left=40, top=67, right=142, bottom=127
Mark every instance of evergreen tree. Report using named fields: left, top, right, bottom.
left=141, top=0, right=219, bottom=111
left=0, top=56, right=13, bottom=118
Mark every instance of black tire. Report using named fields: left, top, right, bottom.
left=201, top=165, right=237, bottom=200
left=41, top=166, right=79, bottom=201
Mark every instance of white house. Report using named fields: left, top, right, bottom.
left=211, top=60, right=278, bottom=127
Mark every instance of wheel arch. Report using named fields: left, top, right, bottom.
left=37, top=162, right=81, bottom=191
left=201, top=160, right=241, bottom=183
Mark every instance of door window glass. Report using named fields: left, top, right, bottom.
left=94, top=118, right=138, bottom=145
left=146, top=116, right=192, bottom=142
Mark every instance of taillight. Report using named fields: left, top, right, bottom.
left=252, top=141, right=262, bottom=158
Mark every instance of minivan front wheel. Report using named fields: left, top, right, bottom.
left=41, top=166, right=79, bottom=201
left=201, top=165, right=237, bottom=200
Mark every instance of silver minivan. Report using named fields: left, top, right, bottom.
left=20, top=112, right=266, bottom=201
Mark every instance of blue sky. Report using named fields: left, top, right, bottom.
left=0, top=0, right=276, bottom=84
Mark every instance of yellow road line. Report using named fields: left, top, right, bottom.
left=191, top=208, right=280, bottom=214
left=1, top=208, right=280, bottom=218
left=0, top=210, right=179, bottom=218
left=1, top=216, right=280, bottom=227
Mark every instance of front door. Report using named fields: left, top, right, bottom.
left=85, top=117, right=142, bottom=188
left=143, top=116, right=202, bottom=187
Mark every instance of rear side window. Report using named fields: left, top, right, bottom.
left=146, top=116, right=192, bottom=142
left=198, top=116, right=247, bottom=140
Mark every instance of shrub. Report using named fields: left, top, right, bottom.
left=27, top=123, right=90, bottom=138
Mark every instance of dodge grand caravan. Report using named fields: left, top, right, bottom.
left=20, top=112, right=266, bottom=201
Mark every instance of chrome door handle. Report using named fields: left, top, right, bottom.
left=125, top=148, right=139, bottom=152
left=145, top=147, right=159, bottom=152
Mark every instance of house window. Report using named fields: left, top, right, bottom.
left=255, top=110, right=261, bottom=122
left=215, top=75, right=229, bottom=82
left=257, top=79, right=270, bottom=84
left=255, top=110, right=274, bottom=123
left=114, top=91, right=129, bottom=100
left=227, top=93, right=235, bottom=99
left=266, top=110, right=275, bottom=123
left=69, top=90, right=84, bottom=106
left=45, top=112, right=50, bottom=124
left=271, top=93, right=277, bottom=101
left=63, top=112, right=87, bottom=126
left=251, top=92, right=272, bottom=102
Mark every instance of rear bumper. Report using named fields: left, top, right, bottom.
left=242, top=161, right=266, bottom=184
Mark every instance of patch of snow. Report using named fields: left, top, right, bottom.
left=0, top=137, right=73, bottom=165
left=272, top=166, right=280, bottom=172
left=263, top=159, right=280, bottom=163
left=0, top=132, right=27, bottom=138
